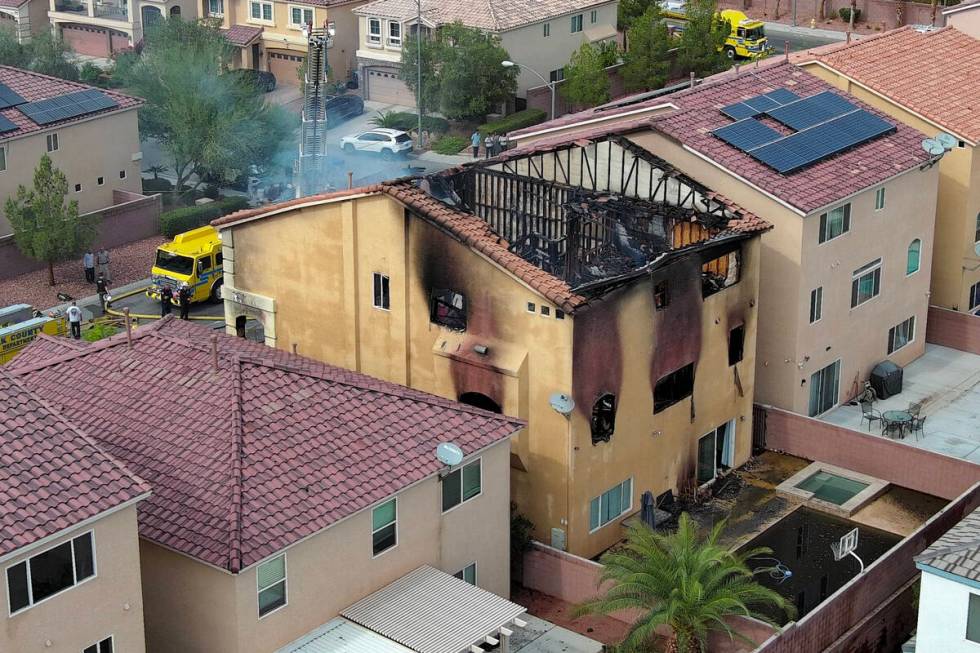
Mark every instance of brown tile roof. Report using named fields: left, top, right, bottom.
left=353, top=0, right=612, bottom=31
left=915, top=507, right=980, bottom=582
left=0, top=66, right=142, bottom=141
left=221, top=24, right=263, bottom=46
left=0, top=0, right=29, bottom=8
left=11, top=318, right=523, bottom=572
left=650, top=61, right=931, bottom=214
left=0, top=368, right=149, bottom=558
left=795, top=26, right=980, bottom=143
left=5, top=332, right=87, bottom=370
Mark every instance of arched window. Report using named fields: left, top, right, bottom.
left=907, top=239, right=921, bottom=275
left=170, top=5, right=180, bottom=15
left=590, top=393, right=616, bottom=444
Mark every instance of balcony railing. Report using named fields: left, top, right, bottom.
left=93, top=2, right=127, bottom=19
left=53, top=0, right=87, bottom=13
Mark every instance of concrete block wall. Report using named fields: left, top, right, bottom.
left=925, top=305, right=980, bottom=356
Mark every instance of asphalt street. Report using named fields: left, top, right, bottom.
left=109, top=283, right=225, bottom=321
left=765, top=22, right=847, bottom=52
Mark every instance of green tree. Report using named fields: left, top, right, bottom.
left=0, top=29, right=79, bottom=80
left=5, top=154, right=99, bottom=286
left=576, top=515, right=792, bottom=653
left=619, top=0, right=656, bottom=29
left=398, top=32, right=441, bottom=117
left=561, top=42, right=611, bottom=108
left=622, top=5, right=673, bottom=92
left=676, top=0, right=729, bottom=78
left=0, top=28, right=30, bottom=69
left=122, top=18, right=293, bottom=195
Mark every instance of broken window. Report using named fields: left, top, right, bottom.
left=653, top=363, right=694, bottom=414
left=654, top=280, right=669, bottom=310
left=702, top=250, right=741, bottom=298
left=590, top=393, right=616, bottom=444
left=430, top=289, right=467, bottom=330
left=728, top=324, right=744, bottom=366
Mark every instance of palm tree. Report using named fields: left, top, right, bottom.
left=575, top=514, right=793, bottom=653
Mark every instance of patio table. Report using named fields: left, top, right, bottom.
left=882, top=410, right=913, bottom=438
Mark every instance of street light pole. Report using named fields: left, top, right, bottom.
left=501, top=60, right=555, bottom=120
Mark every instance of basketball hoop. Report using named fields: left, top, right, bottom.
left=831, top=528, right=864, bottom=573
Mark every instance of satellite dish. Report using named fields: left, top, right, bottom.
left=549, top=392, right=575, bottom=416
left=436, top=442, right=464, bottom=467
left=936, top=133, right=957, bottom=151
left=921, top=139, right=945, bottom=156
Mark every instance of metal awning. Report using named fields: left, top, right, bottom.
left=276, top=618, right=414, bottom=653
left=584, top=25, right=618, bottom=42
left=341, top=565, right=527, bottom=653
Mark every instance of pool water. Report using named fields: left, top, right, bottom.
left=795, top=471, right=869, bottom=505
left=739, top=507, right=901, bottom=624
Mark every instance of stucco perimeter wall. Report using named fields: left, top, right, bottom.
left=926, top=305, right=980, bottom=356
left=761, top=404, right=978, bottom=500
left=1, top=505, right=146, bottom=653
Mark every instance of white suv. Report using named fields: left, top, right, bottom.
left=339, top=128, right=413, bottom=158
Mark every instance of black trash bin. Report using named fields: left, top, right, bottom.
left=870, top=360, right=903, bottom=399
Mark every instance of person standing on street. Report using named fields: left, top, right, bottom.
left=83, top=251, right=95, bottom=283
left=470, top=130, right=481, bottom=158
left=160, top=286, right=173, bottom=317
left=96, top=274, right=109, bottom=311
left=178, top=286, right=191, bottom=320
left=66, top=301, right=82, bottom=339
left=484, top=134, right=493, bottom=159
left=96, top=248, right=111, bottom=283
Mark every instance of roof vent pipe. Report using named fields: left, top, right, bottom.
left=347, top=171, right=354, bottom=189
left=784, top=40, right=790, bottom=62
left=292, top=343, right=298, bottom=355
left=123, top=307, right=132, bottom=349
left=210, top=334, right=218, bottom=371
left=689, top=71, right=695, bottom=88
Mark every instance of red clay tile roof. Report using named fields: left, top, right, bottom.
left=0, top=369, right=149, bottom=558
left=10, top=318, right=524, bottom=572
left=795, top=26, right=980, bottom=143
left=353, top=0, right=611, bottom=31
left=221, top=24, right=263, bottom=46
left=0, top=0, right=29, bottom=8
left=650, top=62, right=931, bottom=214
left=5, top=333, right=86, bottom=370
left=0, top=66, right=142, bottom=141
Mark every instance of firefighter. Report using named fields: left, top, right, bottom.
left=160, top=286, right=173, bottom=317
left=178, top=285, right=191, bottom=320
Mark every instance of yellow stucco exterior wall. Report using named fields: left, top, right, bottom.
left=220, top=192, right=762, bottom=559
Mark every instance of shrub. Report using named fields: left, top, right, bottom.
left=432, top=135, right=468, bottom=155
left=160, top=196, right=249, bottom=238
left=142, top=177, right=173, bottom=194
left=838, top=7, right=861, bottom=21
left=478, top=108, right=547, bottom=136
left=203, top=183, right=221, bottom=200
left=370, top=111, right=449, bottom=134
left=82, top=322, right=119, bottom=342
left=79, top=61, right=104, bottom=87
left=370, top=110, right=401, bottom=129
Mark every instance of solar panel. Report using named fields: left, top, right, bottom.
left=765, top=88, right=800, bottom=104
left=744, top=94, right=781, bottom=112
left=767, top=91, right=858, bottom=131
left=712, top=119, right=782, bottom=151
left=720, top=89, right=801, bottom=121
left=0, top=83, right=25, bottom=110
left=17, top=89, right=119, bottom=126
left=0, top=114, right=16, bottom=133
left=721, top=102, right=759, bottom=121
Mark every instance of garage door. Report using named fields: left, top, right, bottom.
left=61, top=24, right=111, bottom=58
left=367, top=69, right=415, bottom=107
left=268, top=50, right=304, bottom=86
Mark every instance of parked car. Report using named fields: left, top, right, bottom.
left=339, top=128, right=413, bottom=158
left=227, top=69, right=277, bottom=93
left=324, top=94, right=364, bottom=125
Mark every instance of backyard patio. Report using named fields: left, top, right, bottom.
left=821, top=344, right=980, bottom=462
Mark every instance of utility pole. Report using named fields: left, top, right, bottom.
left=417, top=0, right=423, bottom=147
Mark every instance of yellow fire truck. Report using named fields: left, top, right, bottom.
left=0, top=304, right=67, bottom=364
left=662, top=2, right=772, bottom=60
left=147, top=225, right=224, bottom=306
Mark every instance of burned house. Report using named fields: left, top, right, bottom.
left=215, top=128, right=769, bottom=558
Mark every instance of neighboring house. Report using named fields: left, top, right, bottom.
left=352, top=0, right=618, bottom=108
left=0, top=0, right=49, bottom=43
left=48, top=0, right=196, bottom=57
left=914, top=507, right=980, bottom=652
left=9, top=317, right=525, bottom=653
left=795, top=26, right=980, bottom=317
left=214, top=145, right=770, bottom=558
left=0, top=66, right=144, bottom=239
left=943, top=0, right=980, bottom=37
left=209, top=0, right=367, bottom=86
left=0, top=368, right=151, bottom=653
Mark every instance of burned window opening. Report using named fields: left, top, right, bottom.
left=728, top=324, right=745, bottom=366
left=430, top=289, right=467, bottom=331
left=654, top=280, right=669, bottom=310
left=458, top=392, right=502, bottom=414
left=590, top=393, right=616, bottom=445
left=702, top=249, right=741, bottom=298
left=654, top=363, right=694, bottom=414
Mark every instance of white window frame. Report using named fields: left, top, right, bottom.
left=571, top=13, right=583, bottom=33
left=46, top=132, right=59, bottom=152
left=907, top=239, right=921, bottom=276
left=5, top=530, right=97, bottom=617
left=874, top=187, right=885, bottom=211
left=441, top=458, right=482, bottom=514
left=207, top=0, right=223, bottom=17
left=887, top=316, right=915, bottom=355
left=372, top=272, right=390, bottom=310
left=454, top=562, right=477, bottom=585
left=809, top=286, right=822, bottom=324
left=256, top=554, right=287, bottom=618
left=288, top=4, right=313, bottom=28
left=818, top=203, right=850, bottom=244
left=82, top=635, right=114, bottom=653
left=387, top=20, right=401, bottom=47
left=808, top=359, right=841, bottom=417
left=850, top=258, right=882, bottom=308
left=696, top=420, right=735, bottom=487
left=0, top=145, right=7, bottom=173
left=590, top=9, right=597, bottom=23
left=588, top=477, right=632, bottom=533
left=371, top=498, right=398, bottom=558
left=249, top=0, right=273, bottom=24
left=367, top=17, right=382, bottom=44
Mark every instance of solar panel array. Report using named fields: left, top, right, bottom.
left=17, top=89, right=119, bottom=126
left=712, top=89, right=897, bottom=174
left=0, top=83, right=25, bottom=110
left=0, top=115, right=17, bottom=134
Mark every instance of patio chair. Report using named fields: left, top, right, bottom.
left=908, top=402, right=923, bottom=418
left=860, top=400, right=881, bottom=431
left=882, top=419, right=904, bottom=440
left=911, top=415, right=927, bottom=441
